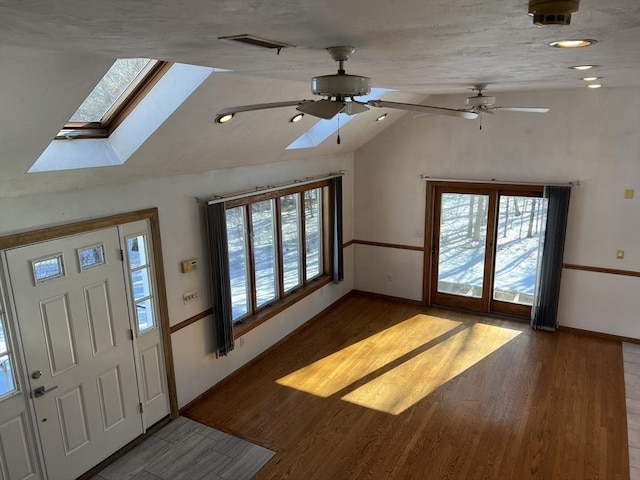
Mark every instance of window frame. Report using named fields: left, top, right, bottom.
left=225, top=180, right=333, bottom=335
left=426, top=181, right=545, bottom=319
left=56, top=60, right=172, bottom=140
left=123, top=232, right=158, bottom=335
left=0, top=296, right=18, bottom=400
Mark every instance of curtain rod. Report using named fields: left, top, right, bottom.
left=420, top=175, right=579, bottom=187
left=203, top=171, right=345, bottom=205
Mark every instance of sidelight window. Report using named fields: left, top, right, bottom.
left=0, top=301, right=16, bottom=398
left=125, top=234, right=156, bottom=333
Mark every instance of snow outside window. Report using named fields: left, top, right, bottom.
left=225, top=184, right=327, bottom=324
left=125, top=234, right=156, bottom=333
left=0, top=301, right=16, bottom=398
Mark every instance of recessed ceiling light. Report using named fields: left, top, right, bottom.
left=215, top=113, right=234, bottom=124
left=587, top=84, right=602, bottom=89
left=571, top=65, right=598, bottom=71
left=581, top=77, right=601, bottom=81
left=376, top=114, right=387, bottom=122
left=289, top=113, right=305, bottom=123
left=549, top=39, right=597, bottom=48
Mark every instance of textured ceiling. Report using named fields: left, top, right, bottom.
left=2, top=0, right=638, bottom=92
left=0, top=0, right=639, bottom=197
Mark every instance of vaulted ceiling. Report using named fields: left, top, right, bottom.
left=1, top=0, right=639, bottom=197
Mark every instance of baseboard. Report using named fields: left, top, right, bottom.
left=179, top=290, right=355, bottom=415
left=351, top=289, right=424, bottom=307
left=558, top=325, right=640, bottom=344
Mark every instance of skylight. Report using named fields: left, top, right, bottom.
left=58, top=58, right=169, bottom=138
left=30, top=62, right=222, bottom=172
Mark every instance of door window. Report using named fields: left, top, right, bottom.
left=493, top=195, right=548, bottom=306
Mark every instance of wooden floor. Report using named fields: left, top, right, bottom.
left=184, top=293, right=630, bottom=480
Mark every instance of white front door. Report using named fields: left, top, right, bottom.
left=5, top=227, right=143, bottom=480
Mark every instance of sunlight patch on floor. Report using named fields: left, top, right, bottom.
left=276, top=314, right=462, bottom=397
left=341, top=323, right=521, bottom=415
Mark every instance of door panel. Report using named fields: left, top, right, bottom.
left=85, top=281, right=117, bottom=356
left=0, top=413, right=37, bottom=480
left=97, top=366, right=126, bottom=430
left=57, top=386, right=90, bottom=455
left=5, top=227, right=143, bottom=480
left=40, top=293, right=78, bottom=376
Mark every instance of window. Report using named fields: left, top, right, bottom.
left=0, top=301, right=16, bottom=398
left=125, top=234, right=156, bottom=333
left=226, top=182, right=330, bottom=324
left=32, top=254, right=65, bottom=284
left=77, top=243, right=106, bottom=270
left=57, top=58, right=169, bottom=139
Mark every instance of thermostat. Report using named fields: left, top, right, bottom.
left=181, top=258, right=198, bottom=273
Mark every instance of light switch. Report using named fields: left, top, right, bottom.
left=183, top=290, right=198, bottom=303
left=616, top=250, right=624, bottom=259
left=625, top=189, right=634, bottom=199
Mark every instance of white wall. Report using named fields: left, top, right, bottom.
left=354, top=87, right=640, bottom=338
left=0, top=154, right=355, bottom=406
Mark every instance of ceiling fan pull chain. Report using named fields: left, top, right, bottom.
left=479, top=114, right=483, bottom=131
left=337, top=115, right=341, bottom=144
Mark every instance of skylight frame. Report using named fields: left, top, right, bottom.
left=56, top=60, right=172, bottom=140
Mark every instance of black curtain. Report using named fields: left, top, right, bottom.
left=531, top=186, right=571, bottom=331
left=206, top=203, right=234, bottom=356
left=332, top=177, right=344, bottom=283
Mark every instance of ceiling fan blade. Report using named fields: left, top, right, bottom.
left=217, top=100, right=315, bottom=116
left=367, top=100, right=478, bottom=120
left=297, top=99, right=347, bottom=119
left=493, top=106, right=550, bottom=113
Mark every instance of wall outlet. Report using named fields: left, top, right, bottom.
left=183, top=290, right=198, bottom=303
left=616, top=250, right=624, bottom=259
left=624, top=189, right=634, bottom=199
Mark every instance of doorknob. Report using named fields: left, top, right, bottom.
left=32, top=385, right=58, bottom=398
left=31, top=370, right=42, bottom=379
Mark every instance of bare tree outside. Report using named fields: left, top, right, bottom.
left=70, top=58, right=152, bottom=123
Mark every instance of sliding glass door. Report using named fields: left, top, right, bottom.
left=429, top=184, right=547, bottom=318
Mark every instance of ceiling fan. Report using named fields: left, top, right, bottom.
left=215, top=46, right=479, bottom=124
left=463, top=84, right=550, bottom=115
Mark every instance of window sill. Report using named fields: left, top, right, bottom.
left=233, top=275, right=332, bottom=339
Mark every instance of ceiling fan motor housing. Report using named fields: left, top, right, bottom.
left=466, top=95, right=496, bottom=107
left=528, top=0, right=580, bottom=26
left=311, top=74, right=372, bottom=97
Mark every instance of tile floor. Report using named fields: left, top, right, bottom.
left=90, top=416, right=275, bottom=480
left=624, top=342, right=640, bottom=480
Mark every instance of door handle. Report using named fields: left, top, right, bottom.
left=33, top=385, right=58, bottom=398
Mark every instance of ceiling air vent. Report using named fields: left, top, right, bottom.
left=218, top=34, right=294, bottom=50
